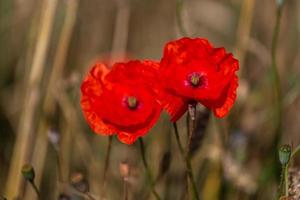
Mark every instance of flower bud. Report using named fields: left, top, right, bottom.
left=119, top=161, right=129, bottom=179
left=279, top=145, right=291, bottom=165
left=22, top=164, right=35, bottom=182
left=70, top=172, right=89, bottom=193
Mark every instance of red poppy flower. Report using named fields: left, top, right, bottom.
left=80, top=60, right=162, bottom=144
left=159, top=37, right=239, bottom=121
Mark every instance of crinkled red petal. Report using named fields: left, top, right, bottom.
left=160, top=37, right=239, bottom=120
left=80, top=63, right=116, bottom=135
left=200, top=75, right=238, bottom=118
left=96, top=84, right=159, bottom=127
left=213, top=75, right=238, bottom=117
left=116, top=105, right=161, bottom=144
left=81, top=60, right=162, bottom=144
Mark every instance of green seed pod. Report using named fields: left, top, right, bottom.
left=276, top=0, right=285, bottom=7
left=22, top=164, right=35, bottom=182
left=279, top=145, right=291, bottom=165
left=70, top=172, right=89, bottom=194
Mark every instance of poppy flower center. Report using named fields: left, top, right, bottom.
left=188, top=73, right=204, bottom=88
left=126, top=96, right=139, bottom=109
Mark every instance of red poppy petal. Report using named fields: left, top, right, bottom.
left=116, top=104, right=162, bottom=144
left=117, top=132, right=138, bottom=145
left=218, top=53, right=239, bottom=76
left=106, top=60, right=159, bottom=85
left=81, top=96, right=116, bottom=135
left=96, top=84, right=158, bottom=127
left=213, top=75, right=238, bottom=117
left=158, top=88, right=188, bottom=122
left=209, top=48, right=226, bottom=65
left=81, top=62, right=110, bottom=97
left=162, top=37, right=214, bottom=67
left=80, top=62, right=116, bottom=135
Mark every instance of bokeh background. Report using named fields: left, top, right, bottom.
left=0, top=0, right=300, bottom=199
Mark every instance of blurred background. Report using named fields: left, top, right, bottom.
left=0, top=0, right=300, bottom=199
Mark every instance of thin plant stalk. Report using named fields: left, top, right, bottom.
left=24, top=1, right=79, bottom=199
left=5, top=0, right=58, bottom=198
left=29, top=181, right=41, bottom=199
left=103, top=136, right=113, bottom=182
left=186, top=111, right=190, bottom=137
left=271, top=1, right=284, bottom=149
left=271, top=2, right=285, bottom=195
left=184, top=111, right=191, bottom=200
left=187, top=104, right=197, bottom=149
left=101, top=136, right=113, bottom=197
left=122, top=178, right=129, bottom=200
left=284, top=166, right=288, bottom=197
left=279, top=163, right=289, bottom=198
left=258, top=1, right=286, bottom=195
left=138, top=138, right=161, bottom=200
left=234, top=0, right=256, bottom=75
left=55, top=148, right=63, bottom=183
left=173, top=123, right=200, bottom=200
left=291, top=145, right=300, bottom=158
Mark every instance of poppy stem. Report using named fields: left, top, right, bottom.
left=271, top=0, right=284, bottom=150
left=270, top=3, right=285, bottom=198
left=138, top=138, right=161, bottom=200
left=101, top=136, right=113, bottom=197
left=54, top=149, right=63, bottom=182
left=122, top=177, right=129, bottom=200
left=186, top=111, right=190, bottom=138
left=187, top=104, right=197, bottom=151
left=29, top=180, right=41, bottom=199
left=173, top=122, right=200, bottom=200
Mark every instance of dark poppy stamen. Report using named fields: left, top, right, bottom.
left=188, top=73, right=203, bottom=87
left=126, top=96, right=138, bottom=109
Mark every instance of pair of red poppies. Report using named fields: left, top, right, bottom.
left=81, top=37, right=239, bottom=144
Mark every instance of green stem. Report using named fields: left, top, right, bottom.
left=101, top=136, right=113, bottom=198
left=291, top=145, right=300, bottom=158
left=271, top=2, right=284, bottom=149
left=284, top=165, right=288, bottom=197
left=122, top=178, right=129, bottom=200
left=173, top=123, right=200, bottom=200
left=55, top=150, right=63, bottom=182
left=186, top=111, right=190, bottom=138
left=187, top=104, right=196, bottom=152
left=138, top=138, right=161, bottom=200
left=103, top=136, right=113, bottom=183
left=30, top=181, right=41, bottom=198
left=278, top=164, right=288, bottom=199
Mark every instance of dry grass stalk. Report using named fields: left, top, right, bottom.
left=23, top=1, right=79, bottom=199
left=99, top=0, right=130, bottom=198
left=53, top=85, right=93, bottom=166
left=234, top=0, right=256, bottom=75
left=110, top=0, right=130, bottom=62
left=5, top=0, right=58, bottom=198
